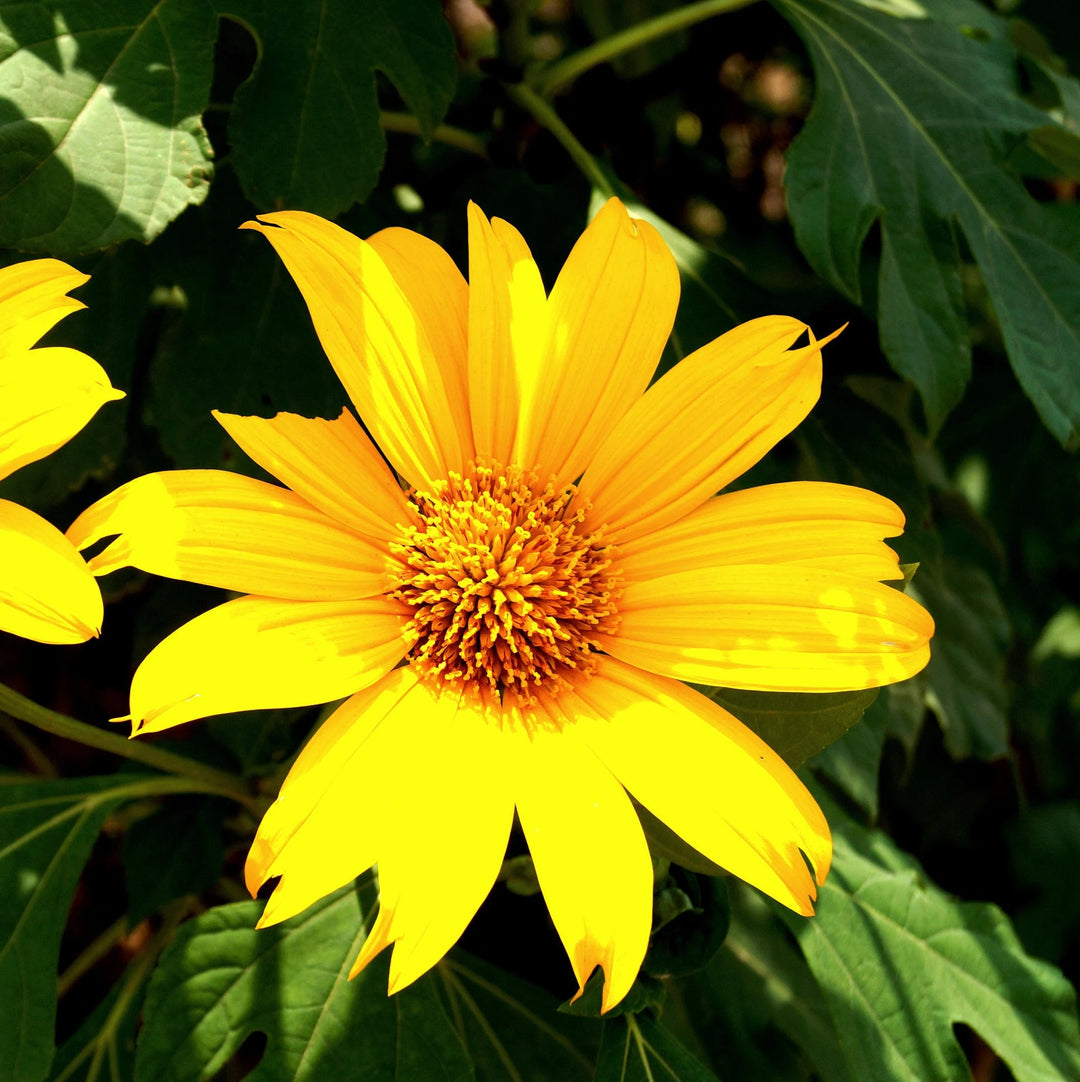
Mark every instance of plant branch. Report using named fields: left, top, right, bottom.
left=536, top=0, right=761, bottom=96
left=0, top=683, right=258, bottom=811
left=502, top=82, right=616, bottom=197
left=379, top=112, right=489, bottom=158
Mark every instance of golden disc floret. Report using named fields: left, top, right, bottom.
left=387, top=460, right=621, bottom=700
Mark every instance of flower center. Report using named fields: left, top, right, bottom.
left=387, top=460, right=621, bottom=702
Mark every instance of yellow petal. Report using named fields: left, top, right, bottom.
left=127, top=595, right=409, bottom=734
left=0, top=346, right=124, bottom=483
left=243, top=211, right=467, bottom=487
left=0, top=259, right=88, bottom=354
left=466, top=203, right=547, bottom=464
left=67, top=470, right=393, bottom=601
left=581, top=317, right=838, bottom=542
left=366, top=227, right=473, bottom=463
left=575, top=657, right=830, bottom=915
left=349, top=684, right=515, bottom=993
left=213, top=409, right=410, bottom=541
left=603, top=565, right=933, bottom=691
left=0, top=499, right=102, bottom=644
left=517, top=198, right=680, bottom=484
left=509, top=692, right=653, bottom=1013
left=249, top=671, right=421, bottom=925
left=618, top=481, right=906, bottom=583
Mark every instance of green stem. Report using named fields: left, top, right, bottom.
left=0, top=683, right=258, bottom=811
left=58, top=915, right=127, bottom=998
left=379, top=112, right=489, bottom=158
left=536, top=0, right=761, bottom=96
left=502, top=82, right=616, bottom=197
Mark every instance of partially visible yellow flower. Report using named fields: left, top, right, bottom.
left=69, top=200, right=933, bottom=1010
left=0, top=260, right=124, bottom=644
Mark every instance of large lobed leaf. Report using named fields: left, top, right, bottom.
left=788, top=808, right=1080, bottom=1081
left=0, top=0, right=456, bottom=253
left=0, top=0, right=215, bottom=254
left=135, top=884, right=475, bottom=1082
left=0, top=776, right=142, bottom=1082
left=774, top=0, right=1080, bottom=445
left=220, top=0, right=457, bottom=218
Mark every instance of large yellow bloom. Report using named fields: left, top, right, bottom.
left=0, top=260, right=123, bottom=644
left=69, top=200, right=932, bottom=1010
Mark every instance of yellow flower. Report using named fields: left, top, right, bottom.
left=69, top=200, right=933, bottom=1010
left=0, top=260, right=123, bottom=644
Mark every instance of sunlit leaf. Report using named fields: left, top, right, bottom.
left=135, top=884, right=474, bottom=1082
left=0, top=0, right=214, bottom=253
left=775, top=0, right=1080, bottom=444
left=0, top=776, right=139, bottom=1082
left=787, top=807, right=1080, bottom=1081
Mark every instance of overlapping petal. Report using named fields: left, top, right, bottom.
left=574, top=657, right=830, bottom=914
left=516, top=198, right=680, bottom=485
left=0, top=499, right=102, bottom=644
left=347, top=682, right=515, bottom=992
left=510, top=691, right=654, bottom=1012
left=0, top=346, right=124, bottom=483
left=213, top=409, right=411, bottom=541
left=67, top=470, right=394, bottom=600
left=466, top=204, right=547, bottom=465
left=580, top=317, right=838, bottom=542
left=0, top=259, right=88, bottom=354
left=242, top=211, right=470, bottom=488
left=603, top=565, right=933, bottom=691
left=126, top=595, right=410, bottom=734
left=618, top=481, right=906, bottom=583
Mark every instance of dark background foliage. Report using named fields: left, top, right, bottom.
left=1, top=0, right=1079, bottom=1079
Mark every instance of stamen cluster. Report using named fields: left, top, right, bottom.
left=387, top=461, right=621, bottom=700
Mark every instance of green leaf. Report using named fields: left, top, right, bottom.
left=135, top=884, right=475, bottom=1082
left=122, top=798, right=225, bottom=925
left=644, top=869, right=730, bottom=980
left=220, top=0, right=457, bottom=216
left=146, top=171, right=347, bottom=470
left=699, top=686, right=880, bottom=769
left=702, top=885, right=855, bottom=1082
left=0, top=776, right=136, bottom=1082
left=47, top=981, right=141, bottom=1082
left=0, top=0, right=214, bottom=254
left=787, top=808, right=1080, bottom=1081
left=594, top=1014, right=721, bottom=1082
left=810, top=693, right=890, bottom=818
left=438, top=952, right=597, bottom=1082
left=775, top=0, right=1080, bottom=443
left=911, top=556, right=1010, bottom=759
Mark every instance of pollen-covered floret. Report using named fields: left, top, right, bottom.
left=387, top=460, right=621, bottom=700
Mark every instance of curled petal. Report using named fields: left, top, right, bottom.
left=0, top=499, right=102, bottom=644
